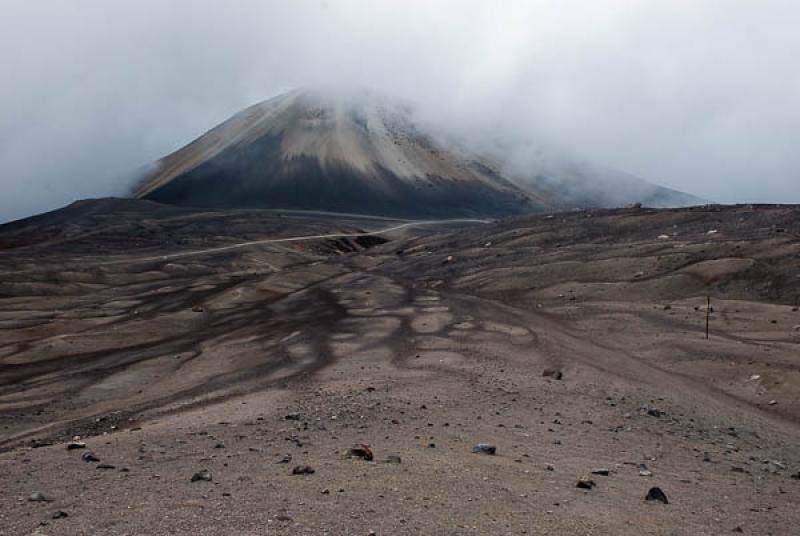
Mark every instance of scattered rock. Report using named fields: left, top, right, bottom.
left=51, top=511, right=68, bottom=519
left=28, top=492, right=52, bottom=503
left=292, top=465, right=315, bottom=475
left=66, top=441, right=86, bottom=450
left=591, top=468, right=610, bottom=476
left=347, top=444, right=374, bottom=461
left=81, top=451, right=100, bottom=463
left=639, top=463, right=653, bottom=477
left=285, top=412, right=302, bottom=421
left=97, top=464, right=116, bottom=470
left=645, top=487, right=669, bottom=504
left=191, top=470, right=213, bottom=482
left=768, top=400, right=778, bottom=406
left=191, top=305, right=205, bottom=313
left=275, top=454, right=292, bottom=464
left=472, top=443, right=497, bottom=455
left=646, top=408, right=663, bottom=418
left=576, top=478, right=596, bottom=490
left=275, top=514, right=293, bottom=522
left=385, top=455, right=402, bottom=464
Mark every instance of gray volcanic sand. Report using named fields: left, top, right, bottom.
left=1, top=202, right=799, bottom=535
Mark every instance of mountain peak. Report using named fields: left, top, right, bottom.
left=132, top=89, right=701, bottom=217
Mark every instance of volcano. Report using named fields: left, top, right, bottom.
left=133, top=88, right=702, bottom=217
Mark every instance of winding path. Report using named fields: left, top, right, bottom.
left=101, top=218, right=491, bottom=265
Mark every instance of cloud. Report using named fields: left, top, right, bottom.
left=1, top=0, right=798, bottom=222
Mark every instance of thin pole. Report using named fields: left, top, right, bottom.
left=705, top=295, right=710, bottom=339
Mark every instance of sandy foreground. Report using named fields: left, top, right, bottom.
left=1, top=201, right=799, bottom=535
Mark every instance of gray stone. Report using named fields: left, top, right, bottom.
left=472, top=443, right=497, bottom=455
left=81, top=451, right=100, bottom=463
left=191, top=469, right=213, bottom=482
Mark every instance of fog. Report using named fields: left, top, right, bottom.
left=1, top=0, right=798, bottom=222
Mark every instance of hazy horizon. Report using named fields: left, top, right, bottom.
left=1, top=1, right=798, bottom=223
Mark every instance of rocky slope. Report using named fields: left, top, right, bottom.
left=1, top=201, right=799, bottom=535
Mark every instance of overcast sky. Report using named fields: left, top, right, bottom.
left=1, top=0, right=798, bottom=222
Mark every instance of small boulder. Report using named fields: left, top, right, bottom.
left=576, top=478, right=596, bottom=490
left=66, top=441, right=86, bottom=450
left=81, top=451, right=100, bottom=463
left=347, top=444, right=374, bottom=461
left=292, top=465, right=315, bottom=475
left=52, top=511, right=69, bottom=519
left=645, top=487, right=669, bottom=504
left=542, top=369, right=563, bottom=380
left=591, top=468, right=610, bottom=476
left=28, top=492, right=52, bottom=503
left=190, top=469, right=212, bottom=482
left=472, top=443, right=497, bottom=455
